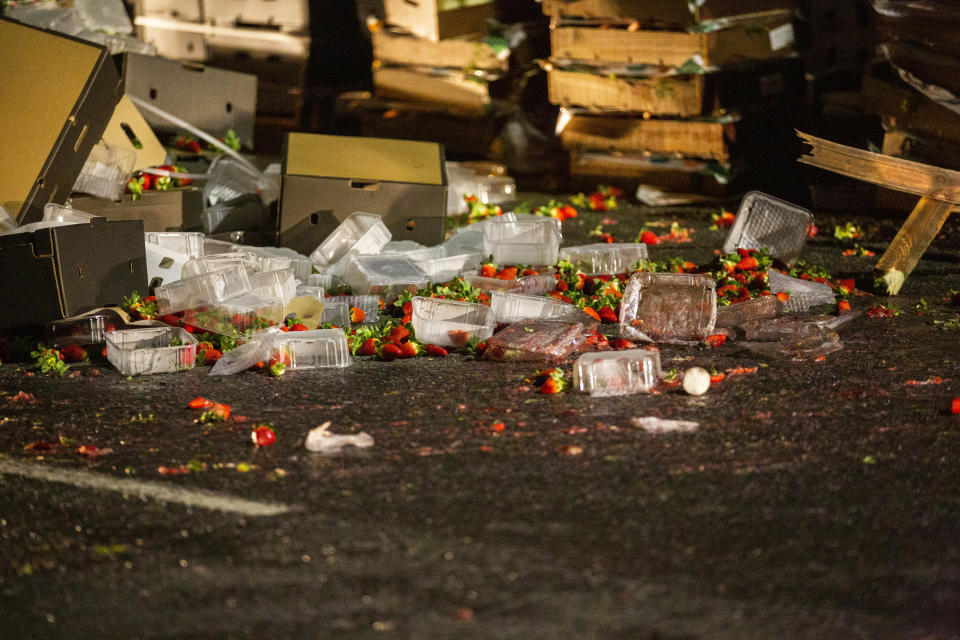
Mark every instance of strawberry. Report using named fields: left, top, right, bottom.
left=609, top=338, right=636, bottom=350
left=480, top=264, right=497, bottom=277
left=704, top=334, right=727, bottom=347
left=201, top=348, right=222, bottom=364
left=357, top=338, right=378, bottom=356
left=952, top=398, right=960, bottom=414
left=521, top=269, right=539, bottom=277
left=188, top=397, right=214, bottom=409
left=583, top=307, right=601, bottom=322
left=199, top=402, right=231, bottom=422
left=556, top=280, right=569, bottom=292
left=425, top=344, right=448, bottom=357
left=251, top=425, right=276, bottom=447
left=380, top=343, right=402, bottom=361
left=349, top=306, right=365, bottom=323
left=402, top=301, right=413, bottom=316
left=158, top=314, right=180, bottom=326
left=639, top=230, right=659, bottom=245
left=597, top=306, right=618, bottom=323
left=491, top=421, right=506, bottom=432
left=60, top=344, right=87, bottom=363
left=288, top=323, right=310, bottom=332
left=735, top=256, right=758, bottom=271
left=496, top=266, right=518, bottom=280
left=775, top=292, right=790, bottom=303
left=399, top=341, right=420, bottom=358
left=387, top=325, right=411, bottom=344
left=541, top=377, right=563, bottom=394
left=837, top=300, right=851, bottom=314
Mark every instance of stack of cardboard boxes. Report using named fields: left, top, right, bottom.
left=542, top=0, right=804, bottom=197
left=133, top=0, right=310, bottom=151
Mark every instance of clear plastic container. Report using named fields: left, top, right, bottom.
left=320, top=300, right=350, bottom=327
left=181, top=252, right=261, bottom=278
left=573, top=349, right=662, bottom=396
left=767, top=269, right=835, bottom=313
left=295, top=285, right=325, bottom=301
left=381, top=240, right=442, bottom=263
left=250, top=247, right=313, bottom=281
left=722, top=191, right=814, bottom=266
left=461, top=272, right=524, bottom=293
left=342, top=254, right=429, bottom=299
left=442, top=227, right=487, bottom=256
left=105, top=327, right=197, bottom=376
left=483, top=319, right=590, bottom=363
left=324, top=295, right=380, bottom=324
left=514, top=273, right=558, bottom=295
left=145, top=232, right=205, bottom=260
left=181, top=292, right=283, bottom=337
left=201, top=196, right=270, bottom=234
left=417, top=252, right=483, bottom=283
left=203, top=155, right=261, bottom=207
left=410, top=296, right=495, bottom=348
left=46, top=309, right=129, bottom=348
left=202, top=237, right=245, bottom=255
left=484, top=217, right=561, bottom=266
left=489, top=291, right=588, bottom=325
left=75, top=0, right=133, bottom=34
left=620, top=272, right=717, bottom=343
left=146, top=242, right=190, bottom=288
left=266, top=329, right=352, bottom=370
left=559, top=243, right=648, bottom=275
left=716, top=294, right=781, bottom=329
left=306, top=273, right=336, bottom=289
left=155, top=266, right=251, bottom=314
left=310, top=212, right=391, bottom=266
left=43, top=203, right=98, bottom=224
left=249, top=269, right=296, bottom=306
left=72, top=143, right=136, bottom=201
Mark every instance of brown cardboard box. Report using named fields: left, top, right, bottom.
left=372, top=28, right=508, bottom=72
left=203, top=0, right=309, bottom=32
left=0, top=17, right=124, bottom=225
left=100, top=95, right=168, bottom=172
left=568, top=150, right=734, bottom=197
left=540, top=0, right=793, bottom=27
left=279, top=133, right=447, bottom=253
left=70, top=189, right=204, bottom=232
left=384, top=0, right=496, bottom=42
left=0, top=218, right=147, bottom=329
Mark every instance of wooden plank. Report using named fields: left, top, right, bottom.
left=797, top=131, right=960, bottom=204
left=372, top=29, right=507, bottom=71
left=569, top=151, right=732, bottom=197
left=550, top=21, right=794, bottom=68
left=861, top=62, right=960, bottom=145
left=548, top=69, right=703, bottom=115
left=874, top=197, right=954, bottom=294
left=560, top=113, right=732, bottom=160
left=540, top=0, right=794, bottom=26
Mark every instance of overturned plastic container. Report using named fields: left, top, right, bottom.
left=767, top=269, right=835, bottom=313
left=249, top=269, right=296, bottom=306
left=620, top=272, right=717, bottom=343
left=461, top=272, right=524, bottom=294
left=105, top=327, right=198, bottom=376
left=560, top=243, right=649, bottom=275
left=722, top=191, right=814, bottom=266
left=484, top=319, right=591, bottom=363
left=46, top=309, right=129, bottom=348
left=417, top=252, right=483, bottom=283
left=490, top=291, right=588, bottom=325
left=320, top=301, right=350, bottom=327
left=484, top=217, right=561, bottom=266
left=573, top=349, right=662, bottom=397
left=145, top=232, right=205, bottom=260
left=514, top=273, right=558, bottom=296
left=266, top=329, right=352, bottom=369
left=203, top=155, right=261, bottom=207
left=381, top=240, right=442, bottom=263
left=181, top=251, right=261, bottom=278
left=410, top=296, right=495, bottom=348
left=342, top=254, right=429, bottom=299
left=145, top=242, right=190, bottom=289
left=181, top=292, right=283, bottom=337
left=43, top=203, right=98, bottom=225
left=310, top=212, right=391, bottom=266
left=72, top=143, right=136, bottom=201
left=155, top=266, right=251, bottom=314
left=715, top=294, right=782, bottom=329
left=325, top=295, right=380, bottom=323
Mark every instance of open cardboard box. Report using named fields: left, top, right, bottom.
left=0, top=17, right=124, bottom=225
left=69, top=189, right=204, bottom=233
left=0, top=218, right=147, bottom=329
left=279, top=133, right=448, bottom=255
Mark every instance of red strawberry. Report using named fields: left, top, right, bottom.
left=158, top=314, right=180, bottom=326
left=583, top=307, right=601, bottom=322
left=496, top=266, right=518, bottom=280
left=555, top=280, right=569, bottom=292
left=705, top=334, right=727, bottom=347
left=597, top=306, right=618, bottom=323
left=480, top=264, right=497, bottom=277
left=202, top=348, right=222, bottom=364
left=608, top=338, right=636, bottom=350
left=541, top=378, right=563, bottom=394
left=837, top=300, right=851, bottom=314
left=380, top=343, right=402, bottom=361
left=60, top=344, right=87, bottom=363
left=735, top=256, right=758, bottom=271
left=251, top=425, right=276, bottom=447
left=349, top=306, right=365, bottom=323
left=357, top=338, right=378, bottom=356
left=425, top=344, right=448, bottom=357
left=399, top=341, right=420, bottom=358
left=775, top=292, right=790, bottom=303
left=521, top=269, right=539, bottom=277
left=388, top=326, right=411, bottom=344
left=952, top=398, right=960, bottom=414
left=188, top=396, right=214, bottom=409
left=288, top=323, right=310, bottom=332
left=402, top=301, right=413, bottom=315
left=639, top=230, right=659, bottom=245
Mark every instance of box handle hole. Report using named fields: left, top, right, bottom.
left=120, top=123, right=143, bottom=150
left=349, top=180, right=379, bottom=191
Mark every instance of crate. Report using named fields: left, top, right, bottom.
left=383, top=0, right=496, bottom=42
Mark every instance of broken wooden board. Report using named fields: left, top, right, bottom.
left=797, top=130, right=958, bottom=294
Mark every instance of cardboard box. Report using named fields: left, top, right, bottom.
left=120, top=52, right=258, bottom=150
left=547, top=58, right=803, bottom=116
left=135, top=0, right=202, bottom=22
left=100, top=94, right=168, bottom=172
left=0, top=218, right=147, bottom=329
left=540, top=0, right=793, bottom=26
left=384, top=0, right=496, bottom=42
left=372, top=28, right=508, bottom=72
left=279, top=133, right=448, bottom=253
left=70, top=189, right=204, bottom=232
left=0, top=17, right=124, bottom=225
left=203, top=0, right=309, bottom=32
left=568, top=150, right=734, bottom=197
left=550, top=19, right=795, bottom=68
left=373, top=67, right=493, bottom=116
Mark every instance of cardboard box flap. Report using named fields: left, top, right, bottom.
left=100, top=94, right=167, bottom=171
left=285, top=133, right=446, bottom=186
left=0, top=17, right=122, bottom=224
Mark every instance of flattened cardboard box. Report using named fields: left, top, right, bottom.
left=0, top=218, right=147, bottom=329
left=69, top=189, right=204, bottom=232
left=0, top=17, right=123, bottom=225
left=279, top=133, right=447, bottom=254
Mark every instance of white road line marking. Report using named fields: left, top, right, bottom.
left=0, top=460, right=297, bottom=517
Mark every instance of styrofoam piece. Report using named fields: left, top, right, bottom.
left=324, top=295, right=380, bottom=324
left=72, top=143, right=136, bottom=201
left=559, top=242, right=648, bottom=275
left=145, top=232, right=205, bottom=260
left=310, top=212, right=391, bottom=266
left=619, top=272, right=717, bottom=343
left=46, top=309, right=129, bottom=348
left=145, top=242, right=190, bottom=288
left=181, top=251, right=261, bottom=278
left=249, top=269, right=296, bottom=306
left=715, top=294, right=782, bottom=329
left=417, top=252, right=483, bottom=283
left=483, top=320, right=590, bottom=363
left=514, top=273, right=558, bottom=295
left=410, top=296, right=495, bottom=348
left=484, top=217, right=561, bottom=266
left=43, top=203, right=98, bottom=224
left=75, top=0, right=133, bottom=34
left=155, top=266, right=251, bottom=314
left=105, top=327, right=197, bottom=375
left=489, top=291, right=588, bottom=325
left=573, top=349, right=662, bottom=397
left=342, top=254, right=429, bottom=298
left=182, top=292, right=283, bottom=337
left=722, top=191, right=814, bottom=266
left=767, top=269, right=835, bottom=313
left=266, top=329, right=352, bottom=370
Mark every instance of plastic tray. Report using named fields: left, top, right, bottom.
left=410, top=296, right=495, bottom=348
left=181, top=292, right=283, bottom=337
left=342, top=254, right=429, bottom=299
left=619, top=272, right=717, bottom=343
left=155, top=266, right=251, bottom=314
left=722, top=191, right=814, bottom=266
left=490, top=291, right=587, bottom=325
left=105, top=327, right=197, bottom=376
left=267, top=329, right=352, bottom=369
left=483, top=217, right=561, bottom=266
left=310, top=212, right=391, bottom=266
left=573, top=349, right=662, bottom=396
left=559, top=243, right=648, bottom=275
left=145, top=231, right=205, bottom=260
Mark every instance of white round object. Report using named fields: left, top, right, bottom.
left=682, top=367, right=711, bottom=396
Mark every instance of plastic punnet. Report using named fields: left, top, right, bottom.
left=573, top=349, right=662, bottom=396
left=310, top=212, right=391, bottom=266
left=619, top=272, right=717, bottom=343
left=410, top=296, right=495, bottom=348
left=105, top=327, right=198, bottom=375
